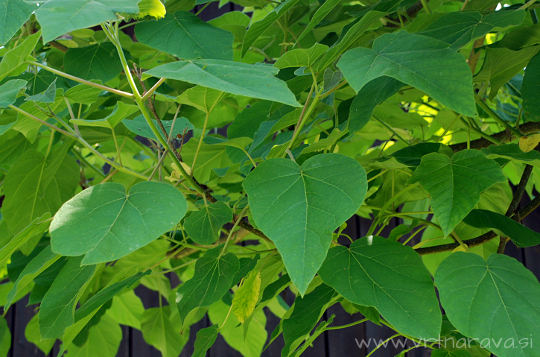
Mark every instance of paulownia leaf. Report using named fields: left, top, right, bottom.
left=464, top=209, right=540, bottom=247
left=122, top=115, right=193, bottom=140
left=338, top=31, right=476, bottom=116
left=39, top=257, right=96, bottom=339
left=0, top=0, right=37, bottom=45
left=296, top=0, right=342, bottom=43
left=0, top=32, right=41, bottom=82
left=63, top=43, right=123, bottom=83
left=231, top=271, right=261, bottom=323
left=435, top=253, right=540, bottom=357
left=145, top=59, right=300, bottom=107
left=319, top=237, right=442, bottom=339
left=0, top=214, right=51, bottom=266
left=274, top=43, right=328, bottom=69
left=412, top=150, right=505, bottom=236
left=141, top=306, right=186, bottom=357
left=243, top=153, right=367, bottom=294
left=50, top=182, right=187, bottom=265
left=64, top=315, right=122, bottom=357
left=192, top=326, right=219, bottom=357
left=0, top=79, right=27, bottom=108
left=36, top=0, right=142, bottom=43
left=71, top=102, right=139, bottom=129
left=184, top=201, right=232, bottom=245
left=176, top=247, right=239, bottom=322
left=522, top=52, right=540, bottom=121
left=137, top=0, right=166, bottom=18
left=136, top=11, right=233, bottom=60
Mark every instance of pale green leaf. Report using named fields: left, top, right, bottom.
left=71, top=102, right=139, bottom=129
left=319, top=237, right=442, bottom=339
left=0, top=315, right=9, bottom=357
left=107, top=290, right=144, bottom=329
left=0, top=32, right=41, bottom=82
left=232, top=271, right=261, bottom=323
left=274, top=43, right=328, bottom=69
left=25, top=314, right=55, bottom=355
left=184, top=201, right=232, bottom=244
left=64, top=315, right=122, bottom=357
left=435, top=253, right=540, bottom=357
left=122, top=115, right=193, bottom=139
left=141, top=306, right=187, bottom=357
left=243, top=153, right=367, bottom=294
left=50, top=181, right=187, bottom=265
left=338, top=31, right=476, bottom=116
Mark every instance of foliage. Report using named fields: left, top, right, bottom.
left=0, top=0, right=539, bottom=356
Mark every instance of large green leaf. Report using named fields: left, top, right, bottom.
left=39, top=257, right=96, bottom=339
left=0, top=0, right=37, bottom=45
left=243, top=153, right=367, bottom=294
left=184, top=201, right=232, bottom=244
left=319, top=237, right=442, bottom=339
left=136, top=11, right=233, bottom=60
left=145, top=59, right=300, bottom=107
left=0, top=31, right=41, bottom=82
left=0, top=79, right=27, bottom=108
left=435, top=253, right=540, bottom=357
left=176, top=247, right=239, bottom=322
left=141, top=306, right=187, bottom=357
left=464, top=209, right=540, bottom=247
left=36, top=0, right=142, bottom=43
left=63, top=43, right=123, bottom=82
left=64, top=315, right=122, bottom=357
left=0, top=214, right=51, bottom=266
left=296, top=0, right=341, bottom=43
left=419, top=10, right=525, bottom=49
left=412, top=150, right=505, bottom=236
left=338, top=31, right=476, bottom=116
left=50, top=181, right=187, bottom=265
left=192, top=325, right=219, bottom=357
left=522, top=52, right=540, bottom=121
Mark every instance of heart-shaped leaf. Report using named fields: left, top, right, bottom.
left=435, top=253, right=540, bottom=357
left=319, top=237, right=442, bottom=339
left=184, top=201, right=232, bottom=245
left=243, top=153, right=367, bottom=294
left=50, top=182, right=187, bottom=265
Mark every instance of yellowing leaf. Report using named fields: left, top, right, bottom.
left=138, top=0, right=166, bottom=19
left=231, top=271, right=261, bottom=323
left=519, top=134, right=540, bottom=152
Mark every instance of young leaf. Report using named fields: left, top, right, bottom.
left=0, top=0, right=37, bottom=45
left=145, top=59, right=301, bottom=107
left=464, top=209, right=540, bottom=247
left=136, top=11, right=233, bottom=60
left=319, top=237, right=442, bottom=340
left=412, top=150, right=505, bottom=236
left=192, top=325, right=219, bottom=357
left=50, top=182, right=187, bottom=265
left=243, top=153, right=367, bottom=294
left=274, top=43, right=329, bottom=69
left=176, top=247, right=239, bottom=322
left=137, top=0, right=166, bottom=18
left=0, top=80, right=27, bottom=108
left=338, top=31, right=476, bottom=116
left=39, top=257, right=96, bottom=339
left=232, top=271, right=261, bottom=323
left=184, top=201, right=232, bottom=245
left=435, top=253, right=540, bottom=357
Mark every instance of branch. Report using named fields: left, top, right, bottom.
left=450, top=122, right=540, bottom=151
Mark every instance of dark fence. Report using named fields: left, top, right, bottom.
left=4, top=3, right=540, bottom=357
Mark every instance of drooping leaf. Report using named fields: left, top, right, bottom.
left=50, top=181, right=187, bottom=265
left=64, top=315, right=122, bottom=357
left=176, top=247, right=239, bottom=321
left=419, top=10, right=525, bottom=49
left=0, top=315, right=10, bottom=357
left=122, top=115, right=193, bottom=140
left=412, top=150, right=505, bottom=236
left=184, top=201, right=232, bottom=245
left=136, top=11, right=233, bottom=60
left=274, top=43, right=328, bottom=69
left=107, top=291, right=144, bottom=329
left=231, top=271, right=261, bottom=323
left=36, top=0, right=142, bottom=43
left=243, top=153, right=367, bottom=294
left=192, top=325, right=219, bottom=357
left=338, top=31, right=476, bottom=116
left=0, top=79, right=27, bottom=108
left=63, top=43, right=123, bottom=82
left=319, top=237, right=442, bottom=339
left=0, top=32, right=41, bottom=82
left=522, top=52, right=540, bottom=121
left=145, top=59, right=301, bottom=107
left=435, top=253, right=540, bottom=357
left=464, top=209, right=540, bottom=247
left=39, top=257, right=96, bottom=339
left=296, top=0, right=341, bottom=43
left=141, top=306, right=186, bottom=357
left=0, top=0, right=37, bottom=45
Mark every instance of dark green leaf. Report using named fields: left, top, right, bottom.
left=522, top=52, right=540, bottom=121
left=64, top=43, right=123, bottom=82
left=0, top=79, right=27, bottom=108
left=296, top=0, right=341, bottom=43
left=193, top=325, right=219, bottom=357
left=184, top=201, right=232, bottom=244
left=0, top=0, right=37, bottom=45
left=25, top=79, right=57, bottom=103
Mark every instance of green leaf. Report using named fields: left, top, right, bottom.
left=274, top=43, right=328, bottom=69
left=296, top=0, right=341, bottom=43
left=25, top=79, right=57, bottom=104
left=71, top=102, right=139, bottom=129
left=435, top=253, right=540, bottom=357
left=122, top=115, right=193, bottom=139
left=282, top=284, right=336, bottom=356
left=184, top=201, right=232, bottom=245
left=176, top=247, right=239, bottom=321
left=63, top=43, right=123, bottom=82
left=136, top=11, right=233, bottom=60
left=232, top=271, right=261, bottom=323
left=137, top=0, right=166, bottom=19
left=319, top=237, right=442, bottom=339
left=0, top=31, right=41, bottom=82
left=39, top=257, right=96, bottom=339
left=192, top=325, right=219, bottom=357
left=522, top=52, right=540, bottom=121
left=348, top=77, right=403, bottom=132
left=25, top=315, right=55, bottom=355
left=338, top=31, right=476, bottom=116
left=145, top=59, right=300, bottom=107
left=0, top=0, right=37, bottom=45
left=141, top=306, right=187, bottom=357
left=0, top=214, right=51, bottom=266
left=64, top=315, right=122, bottom=357
left=243, top=153, right=367, bottom=294
left=419, top=10, right=525, bottom=49
left=412, top=150, right=505, bottom=236
left=50, top=181, right=187, bottom=265
left=36, top=0, right=142, bottom=43
left=0, top=315, right=10, bottom=357
left=241, top=0, right=301, bottom=56
left=107, top=291, right=144, bottom=329
left=464, top=209, right=540, bottom=247
left=0, top=79, right=27, bottom=108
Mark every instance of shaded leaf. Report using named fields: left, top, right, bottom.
left=0, top=0, right=37, bottom=45
left=184, top=201, right=232, bottom=244
left=522, top=52, right=540, bottom=121
left=64, top=43, right=123, bottom=82
left=0, top=79, right=27, bottom=108
left=193, top=325, right=219, bottom=357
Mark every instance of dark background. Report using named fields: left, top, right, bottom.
left=4, top=2, right=540, bottom=356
